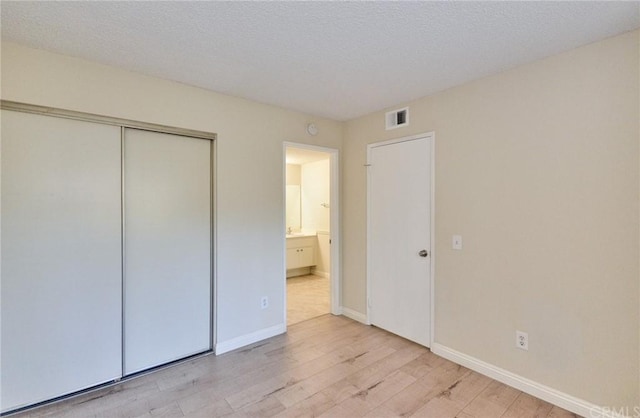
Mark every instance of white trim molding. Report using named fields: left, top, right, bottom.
left=215, top=324, right=285, bottom=355
left=283, top=142, right=341, bottom=318
left=311, top=269, right=330, bottom=279
left=431, top=343, right=626, bottom=418
left=340, top=307, right=369, bottom=325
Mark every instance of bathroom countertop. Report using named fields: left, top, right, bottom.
left=286, top=232, right=316, bottom=238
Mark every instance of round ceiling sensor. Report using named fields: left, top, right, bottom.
left=306, top=123, right=318, bottom=136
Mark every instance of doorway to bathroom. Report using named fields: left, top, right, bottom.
left=284, top=143, right=339, bottom=326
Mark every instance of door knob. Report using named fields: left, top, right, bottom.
left=419, top=249, right=428, bottom=257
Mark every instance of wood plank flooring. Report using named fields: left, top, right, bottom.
left=287, top=274, right=330, bottom=326
left=10, top=315, right=580, bottom=418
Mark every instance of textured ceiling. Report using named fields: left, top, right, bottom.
left=1, top=1, right=639, bottom=121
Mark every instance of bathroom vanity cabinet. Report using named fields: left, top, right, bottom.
left=286, top=235, right=317, bottom=270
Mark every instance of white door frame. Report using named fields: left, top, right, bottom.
left=283, top=142, right=341, bottom=323
left=366, top=132, right=436, bottom=346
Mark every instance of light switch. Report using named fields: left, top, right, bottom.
left=452, top=235, right=462, bottom=250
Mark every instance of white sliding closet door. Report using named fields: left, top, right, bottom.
left=1, top=111, right=122, bottom=412
left=124, top=129, right=211, bottom=374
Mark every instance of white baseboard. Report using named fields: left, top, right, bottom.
left=431, top=343, right=623, bottom=418
left=311, top=269, right=330, bottom=279
left=215, top=323, right=286, bottom=355
left=340, top=307, right=369, bottom=324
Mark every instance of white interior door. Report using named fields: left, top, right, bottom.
left=1, top=110, right=122, bottom=412
left=124, top=129, right=211, bottom=374
left=368, top=135, right=432, bottom=347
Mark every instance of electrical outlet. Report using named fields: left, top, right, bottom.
left=452, top=235, right=462, bottom=250
left=261, top=296, right=269, bottom=309
left=516, top=330, right=528, bottom=350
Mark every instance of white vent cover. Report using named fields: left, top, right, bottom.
left=385, top=107, right=409, bottom=130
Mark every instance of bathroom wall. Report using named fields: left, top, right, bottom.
left=285, top=163, right=301, bottom=186
left=301, top=159, right=331, bottom=277
left=314, top=231, right=331, bottom=278
left=301, top=158, right=330, bottom=233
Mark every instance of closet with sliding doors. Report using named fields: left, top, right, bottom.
left=0, top=102, right=214, bottom=414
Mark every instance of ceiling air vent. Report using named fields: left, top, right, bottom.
left=385, top=107, right=409, bottom=130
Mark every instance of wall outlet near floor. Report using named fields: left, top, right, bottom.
left=261, top=296, right=269, bottom=309
left=516, top=330, right=528, bottom=350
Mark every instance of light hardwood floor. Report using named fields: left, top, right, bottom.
left=287, top=274, right=330, bottom=326
left=10, top=315, right=580, bottom=418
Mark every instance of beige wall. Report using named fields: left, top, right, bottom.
left=301, top=158, right=331, bottom=233
left=0, top=41, right=343, bottom=349
left=301, top=158, right=331, bottom=277
left=286, top=163, right=301, bottom=186
left=343, top=30, right=639, bottom=407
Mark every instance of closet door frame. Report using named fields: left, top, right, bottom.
left=0, top=100, right=217, bottom=413
left=1, top=101, right=217, bottom=141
